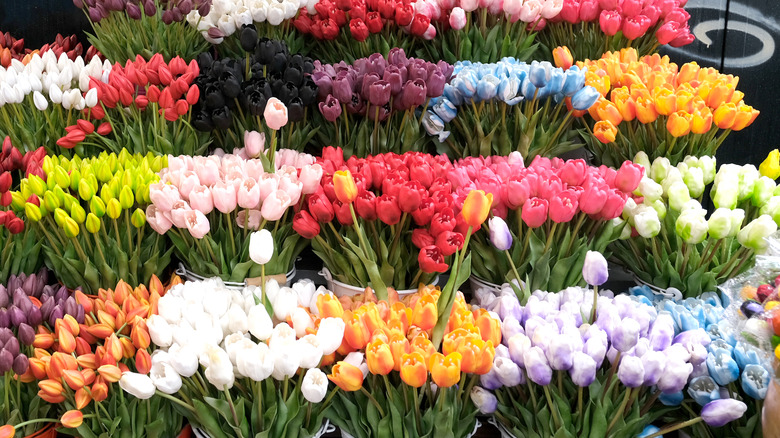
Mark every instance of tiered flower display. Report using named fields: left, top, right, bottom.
left=448, top=155, right=637, bottom=295
left=74, top=0, right=211, bottom=62
left=571, top=48, right=759, bottom=167
left=9, top=151, right=172, bottom=294
left=311, top=49, right=453, bottom=156
left=426, top=58, right=600, bottom=159
left=615, top=153, right=779, bottom=298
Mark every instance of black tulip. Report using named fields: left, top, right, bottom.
left=211, top=106, right=232, bottom=130
left=17, top=323, right=34, bottom=346
left=279, top=82, right=299, bottom=104
left=283, top=66, right=303, bottom=87
left=271, top=78, right=285, bottom=96
left=220, top=72, right=241, bottom=99
left=270, top=53, right=288, bottom=75
left=299, top=79, right=318, bottom=106
left=192, top=110, right=215, bottom=131
left=303, top=60, right=315, bottom=74
left=288, top=97, right=304, bottom=122
left=247, top=91, right=267, bottom=116
left=289, top=54, right=304, bottom=70
left=198, top=52, right=214, bottom=70
left=240, top=24, right=258, bottom=52
left=205, top=84, right=226, bottom=109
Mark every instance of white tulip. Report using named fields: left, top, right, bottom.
left=707, top=208, right=733, bottom=239
left=297, top=334, right=324, bottom=369
left=316, top=317, right=345, bottom=355
left=147, top=314, right=173, bottom=347
left=150, top=361, right=183, bottom=394
left=301, top=368, right=328, bottom=403
left=119, top=372, right=156, bottom=399
left=167, top=344, right=199, bottom=377
left=204, top=345, right=235, bottom=389
left=227, top=305, right=249, bottom=334
left=272, top=286, right=298, bottom=321
left=217, top=14, right=237, bottom=35
left=738, top=165, right=759, bottom=201
left=203, top=287, right=231, bottom=318
left=638, top=177, right=663, bottom=203
left=309, top=286, right=329, bottom=315
left=268, top=323, right=296, bottom=351
left=248, top=304, right=273, bottom=340
left=283, top=0, right=298, bottom=18
left=85, top=88, right=98, bottom=108
left=290, top=307, right=314, bottom=338
left=266, top=2, right=286, bottom=25
left=271, top=347, right=301, bottom=380
left=233, top=6, right=253, bottom=26
left=249, top=229, right=274, bottom=265
left=224, top=333, right=254, bottom=365
left=292, top=279, right=316, bottom=307
left=632, top=205, right=661, bottom=238
left=237, top=343, right=275, bottom=381
left=158, top=294, right=184, bottom=324
left=249, top=0, right=268, bottom=22
left=32, top=90, right=48, bottom=111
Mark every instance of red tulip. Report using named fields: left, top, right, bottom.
left=366, top=11, right=384, bottom=33
left=398, top=181, right=424, bottom=213
left=410, top=14, right=430, bottom=36
left=430, top=208, right=456, bottom=236
left=308, top=192, right=336, bottom=223
left=395, top=3, right=414, bottom=26
left=418, top=245, right=448, bottom=273
left=349, top=18, right=369, bottom=42
left=411, top=197, right=435, bottom=225
left=334, top=200, right=354, bottom=225
left=376, top=194, right=402, bottom=225
left=436, top=231, right=463, bottom=256
left=412, top=228, right=435, bottom=248
left=355, top=190, right=378, bottom=220
left=293, top=211, right=321, bottom=239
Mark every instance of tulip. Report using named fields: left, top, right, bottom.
left=582, top=251, right=608, bottom=286
left=328, top=361, right=364, bottom=391
left=333, top=170, right=358, bottom=204
left=400, top=352, right=427, bottom=387
left=249, top=229, right=274, bottom=265
left=700, top=399, right=748, bottom=427
left=204, top=346, right=235, bottom=390
left=617, top=355, right=645, bottom=388
left=367, top=338, right=394, bottom=376
left=760, top=149, right=780, bottom=179
left=237, top=343, right=274, bottom=381
left=593, top=120, right=618, bottom=143
left=521, top=198, right=549, bottom=228
left=493, top=357, right=523, bottom=387
left=61, top=410, right=83, bottom=428
left=738, top=215, right=778, bottom=252
left=552, top=46, right=573, bottom=70
left=461, top=190, right=492, bottom=228
left=317, top=317, right=346, bottom=355
left=302, top=368, right=329, bottom=403
left=119, top=372, right=156, bottom=399
left=449, top=7, right=467, bottom=30
left=488, top=217, right=512, bottom=251
left=264, top=97, right=288, bottom=130
left=470, top=386, right=497, bottom=414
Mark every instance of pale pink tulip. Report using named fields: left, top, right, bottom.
left=439, top=0, right=456, bottom=9
left=212, top=148, right=226, bottom=157
left=184, top=210, right=210, bottom=239
left=299, top=164, right=324, bottom=194
left=479, top=0, right=493, bottom=8
left=488, top=0, right=503, bottom=15
left=261, top=190, right=292, bottom=221
left=294, top=152, right=316, bottom=168
left=179, top=170, right=200, bottom=199
left=233, top=148, right=249, bottom=160
left=170, top=200, right=192, bottom=228
left=244, top=130, right=265, bottom=157
left=189, top=185, right=214, bottom=214
left=149, top=183, right=181, bottom=212
left=279, top=177, right=303, bottom=205
left=519, top=0, right=542, bottom=22
left=243, top=159, right=265, bottom=182
left=236, top=210, right=262, bottom=230
left=238, top=178, right=261, bottom=209
left=146, top=205, right=173, bottom=234
left=422, top=24, right=436, bottom=40
left=461, top=0, right=479, bottom=12
left=274, top=149, right=297, bottom=169
left=167, top=155, right=194, bottom=173
left=212, top=181, right=238, bottom=214
left=264, top=97, right=288, bottom=130
left=541, top=0, right=563, bottom=19
left=257, top=174, right=280, bottom=202
left=449, top=7, right=467, bottom=30
left=195, top=157, right=220, bottom=187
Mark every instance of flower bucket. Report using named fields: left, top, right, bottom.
left=468, top=275, right=503, bottom=295
left=487, top=417, right=515, bottom=438
left=764, top=378, right=780, bottom=437
left=319, top=267, right=439, bottom=298
left=23, top=424, right=57, bottom=438
left=176, top=263, right=296, bottom=289
left=632, top=275, right=684, bottom=301
left=192, top=420, right=334, bottom=438
left=340, top=419, right=481, bottom=438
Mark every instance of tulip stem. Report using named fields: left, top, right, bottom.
left=360, top=387, right=385, bottom=417
left=640, top=390, right=662, bottom=416
left=223, top=388, right=243, bottom=437
left=600, top=350, right=620, bottom=403
left=410, top=270, right=423, bottom=289
left=412, top=386, right=423, bottom=436
left=155, top=390, right=197, bottom=414
left=226, top=211, right=237, bottom=258
left=457, top=226, right=474, bottom=270
left=606, top=387, right=632, bottom=434
left=576, top=387, right=583, bottom=430
left=589, top=285, right=598, bottom=324
left=504, top=250, right=523, bottom=292
left=643, top=417, right=703, bottom=438
left=543, top=385, right=562, bottom=431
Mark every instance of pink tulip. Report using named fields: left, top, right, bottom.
left=521, top=197, right=549, bottom=228
left=167, top=155, right=194, bottom=173
left=145, top=205, right=172, bottom=234
left=149, top=183, right=181, bottom=212
left=279, top=176, right=303, bottom=205
left=578, top=0, right=599, bottom=21
left=244, top=130, right=265, bottom=158
left=599, top=189, right=627, bottom=220
left=439, top=0, right=456, bottom=9
left=264, top=97, right=288, bottom=130
left=449, top=7, right=467, bottom=30
left=614, top=161, right=645, bottom=193
left=189, top=185, right=214, bottom=214
left=258, top=173, right=280, bottom=201
left=237, top=210, right=262, bottom=230
left=170, top=200, right=192, bottom=228
left=488, top=0, right=503, bottom=15
left=195, top=157, right=220, bottom=187
left=300, top=164, right=324, bottom=194
left=505, top=178, right=533, bottom=209
left=243, top=159, right=265, bottom=182
left=479, top=0, right=493, bottom=9
left=621, top=0, right=642, bottom=17
left=559, top=159, right=588, bottom=186
left=599, top=10, right=622, bottom=35
left=519, top=0, right=542, bottom=22
left=541, top=0, right=563, bottom=19
left=597, top=0, right=617, bottom=9
left=422, top=24, right=436, bottom=40
left=261, top=190, right=292, bottom=221
left=178, top=170, right=200, bottom=199
left=238, top=178, right=261, bottom=209
left=461, top=0, right=479, bottom=12
left=579, top=181, right=608, bottom=215
left=622, top=14, right=652, bottom=40
left=184, top=210, right=210, bottom=239
left=549, top=189, right=579, bottom=223
left=559, top=0, right=580, bottom=24
left=212, top=181, right=238, bottom=214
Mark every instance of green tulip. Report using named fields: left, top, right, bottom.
left=62, top=194, right=77, bottom=213
left=69, top=168, right=81, bottom=192
left=118, top=149, right=131, bottom=164
left=119, top=186, right=134, bottom=209
left=107, top=153, right=118, bottom=173
left=43, top=191, right=60, bottom=212
left=19, top=180, right=31, bottom=200
left=85, top=212, right=101, bottom=234
left=24, top=203, right=42, bottom=222
left=71, top=203, right=87, bottom=224
left=28, top=174, right=46, bottom=196
left=54, top=166, right=70, bottom=189
left=100, top=185, right=115, bottom=206
left=90, top=196, right=106, bottom=218
left=106, top=198, right=122, bottom=220
left=96, top=162, right=112, bottom=183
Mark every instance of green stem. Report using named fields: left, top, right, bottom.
left=606, top=387, right=632, bottom=434
left=360, top=387, right=385, bottom=417
left=543, top=385, right=562, bottom=431
left=643, top=417, right=703, bottom=438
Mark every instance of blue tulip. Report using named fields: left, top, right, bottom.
left=679, top=310, right=700, bottom=332
left=570, top=86, right=600, bottom=111
left=521, top=77, right=538, bottom=101
left=740, top=364, right=770, bottom=399
left=699, top=292, right=723, bottom=307
left=528, top=61, right=551, bottom=88
left=708, top=338, right=732, bottom=354
left=732, top=342, right=761, bottom=369
left=637, top=425, right=662, bottom=438
left=454, top=73, right=477, bottom=99
left=476, top=74, right=500, bottom=101
left=703, top=304, right=723, bottom=326
left=544, top=69, right=565, bottom=97
left=422, top=112, right=449, bottom=143
left=497, top=77, right=522, bottom=105
left=443, top=84, right=464, bottom=106
left=562, top=67, right=586, bottom=96
left=706, top=348, right=740, bottom=386
left=687, top=376, right=722, bottom=406
left=494, top=62, right=511, bottom=79
left=659, top=391, right=684, bottom=406
left=432, top=99, right=457, bottom=123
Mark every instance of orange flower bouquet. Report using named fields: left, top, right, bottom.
left=563, top=48, right=759, bottom=167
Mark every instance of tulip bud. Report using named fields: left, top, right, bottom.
left=24, top=202, right=42, bottom=222
left=752, top=176, right=776, bottom=207
left=738, top=215, right=778, bottom=253
left=106, top=198, right=121, bottom=219
left=675, top=210, right=708, bottom=244
left=28, top=174, right=46, bottom=196
left=62, top=216, right=79, bottom=238
left=70, top=203, right=86, bottom=224
left=131, top=208, right=146, bottom=228
left=119, top=186, right=134, bottom=209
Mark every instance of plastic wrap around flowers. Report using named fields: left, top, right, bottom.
left=471, top=278, right=750, bottom=438
left=426, top=58, right=600, bottom=158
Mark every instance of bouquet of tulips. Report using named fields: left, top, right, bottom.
left=9, top=151, right=172, bottom=294
left=0, top=271, right=79, bottom=437
left=57, top=55, right=210, bottom=156
left=311, top=49, right=453, bottom=156
left=73, top=0, right=211, bottom=62
left=0, top=51, right=110, bottom=155
left=630, top=286, right=771, bottom=438
left=25, top=277, right=186, bottom=438
left=426, top=58, right=599, bottom=159
left=614, top=153, right=780, bottom=298
left=138, top=278, right=345, bottom=438
left=295, top=148, right=463, bottom=294
left=571, top=48, right=759, bottom=167
left=324, top=283, right=495, bottom=438
left=0, top=33, right=100, bottom=68
left=473, top=258, right=752, bottom=438
left=417, top=0, right=548, bottom=64
left=148, top=150, right=321, bottom=283
left=539, top=0, right=693, bottom=61
left=448, top=155, right=635, bottom=295
left=191, top=37, right=319, bottom=152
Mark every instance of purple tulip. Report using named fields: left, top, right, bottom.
left=54, top=286, right=69, bottom=304
left=488, top=217, right=513, bottom=251
left=611, top=318, right=640, bottom=352
left=318, top=95, right=342, bottom=122
left=657, top=358, right=693, bottom=393
left=383, top=66, right=403, bottom=95
left=700, top=399, right=748, bottom=427
left=0, top=328, right=12, bottom=344
left=582, top=251, right=608, bottom=286
left=36, top=268, right=48, bottom=287
left=401, top=79, right=426, bottom=109
left=570, top=352, right=597, bottom=387
left=76, top=307, right=85, bottom=324
left=387, top=48, right=408, bottom=66
left=40, top=297, right=55, bottom=321
left=470, top=387, right=497, bottom=415
left=12, top=354, right=28, bottom=375
left=6, top=277, right=22, bottom=296
left=73, top=0, right=85, bottom=8
left=88, top=6, right=103, bottom=21
left=180, top=0, right=193, bottom=14
left=367, top=53, right=387, bottom=76
left=4, top=337, right=19, bottom=357
left=14, top=290, right=32, bottom=313
left=523, top=346, right=552, bottom=385
left=0, top=349, right=13, bottom=374
left=27, top=306, right=42, bottom=327
left=584, top=336, right=607, bottom=366
left=17, top=323, right=34, bottom=346
left=65, top=297, right=79, bottom=317
left=48, top=306, right=64, bottom=327
left=346, top=92, right=366, bottom=115
left=144, top=0, right=157, bottom=16
left=126, top=2, right=142, bottom=19
left=427, top=70, right=446, bottom=97
left=332, top=76, right=354, bottom=104
left=508, top=333, right=531, bottom=367
left=673, top=328, right=711, bottom=348
left=9, top=306, right=26, bottom=327
left=617, top=355, right=645, bottom=388
left=312, top=71, right=333, bottom=99
left=648, top=313, right=674, bottom=351
left=495, top=357, right=524, bottom=387
left=641, top=351, right=667, bottom=386
left=22, top=273, right=39, bottom=297
left=360, top=73, right=381, bottom=100
left=0, top=310, right=8, bottom=329
left=0, top=286, right=8, bottom=308
left=480, top=367, right=503, bottom=390
left=546, top=336, right=574, bottom=371
left=437, top=61, right=454, bottom=79
left=197, top=0, right=210, bottom=16
left=492, top=296, right=522, bottom=322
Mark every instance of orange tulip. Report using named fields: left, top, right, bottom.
left=317, top=294, right=344, bottom=318
left=37, top=389, right=65, bottom=404
left=75, top=387, right=92, bottom=410
left=131, top=320, right=151, bottom=349
left=595, top=100, right=623, bottom=126
left=429, top=352, right=462, bottom=388
left=97, top=364, right=122, bottom=383
left=360, top=303, right=385, bottom=337
left=676, top=62, right=700, bottom=86
left=62, top=369, right=86, bottom=390
left=731, top=104, right=759, bottom=131
left=691, top=109, right=713, bottom=134
left=105, top=334, right=123, bottom=362
left=461, top=190, right=493, bottom=228
left=74, top=290, right=94, bottom=314
left=634, top=96, right=658, bottom=124
left=410, top=335, right=436, bottom=363
left=667, top=111, right=692, bottom=137
left=410, top=294, right=437, bottom=331
left=552, top=46, right=573, bottom=70
left=38, top=379, right=64, bottom=398
left=611, top=88, right=636, bottom=121
left=328, top=361, right=364, bottom=391
left=675, top=90, right=695, bottom=114
left=706, top=82, right=734, bottom=108
left=91, top=378, right=109, bottom=402
left=57, top=328, right=77, bottom=354
left=388, top=332, right=410, bottom=371
left=33, top=333, right=54, bottom=349
left=713, top=103, right=737, bottom=129
left=333, top=170, right=358, bottom=204
left=400, top=352, right=427, bottom=388
left=388, top=303, right=411, bottom=334
left=81, top=368, right=96, bottom=386
left=136, top=349, right=152, bottom=374
left=74, top=337, right=91, bottom=356
left=653, top=88, right=677, bottom=116
left=61, top=410, right=84, bottom=428
left=474, top=310, right=502, bottom=346
left=366, top=338, right=394, bottom=376
left=28, top=358, right=47, bottom=380
left=0, top=425, right=14, bottom=438
left=120, top=337, right=136, bottom=359
left=343, top=311, right=371, bottom=350
left=76, top=354, right=97, bottom=370
left=593, top=120, right=618, bottom=143
left=86, top=324, right=114, bottom=340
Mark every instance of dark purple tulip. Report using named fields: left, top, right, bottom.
left=12, top=354, right=29, bottom=375
left=84, top=0, right=96, bottom=8
left=207, top=27, right=225, bottom=40
left=179, top=0, right=193, bottom=15
left=311, top=71, right=333, bottom=99
left=0, top=310, right=7, bottom=329
left=0, top=328, right=12, bottom=344
left=22, top=273, right=38, bottom=297
left=0, top=286, right=8, bottom=308
left=14, top=289, right=32, bottom=313
left=41, top=285, right=55, bottom=300
left=65, top=297, right=79, bottom=317
left=17, top=323, right=34, bottom=346
left=40, top=297, right=55, bottom=321
left=144, top=0, right=157, bottom=17
left=54, top=286, right=69, bottom=304
left=319, top=95, right=342, bottom=122
left=161, top=9, right=174, bottom=24
left=0, top=349, right=13, bottom=374
left=76, top=306, right=85, bottom=324
left=360, top=72, right=380, bottom=100
left=37, top=268, right=48, bottom=286
left=0, top=339, right=3, bottom=350
left=387, top=48, right=407, bottom=66
left=368, top=80, right=391, bottom=106
left=332, top=75, right=354, bottom=104
left=9, top=306, right=26, bottom=327
left=346, top=92, right=366, bottom=115
left=108, top=0, right=124, bottom=11
left=126, top=2, right=142, bottom=19
left=48, top=306, right=64, bottom=327
left=4, top=337, right=19, bottom=357
left=401, top=78, right=426, bottom=108
left=88, top=6, right=102, bottom=21
left=427, top=71, right=446, bottom=97
left=73, top=0, right=85, bottom=8
left=27, top=306, right=42, bottom=327
left=197, top=0, right=210, bottom=16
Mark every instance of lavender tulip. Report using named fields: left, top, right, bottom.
left=0, top=328, right=11, bottom=344
left=656, top=358, right=692, bottom=393
left=4, top=337, right=19, bottom=357
left=617, top=355, right=645, bottom=388
left=40, top=297, right=55, bottom=320
left=648, top=313, right=674, bottom=351
left=641, top=351, right=667, bottom=386
left=700, top=399, right=748, bottom=427
left=546, top=336, right=574, bottom=371
left=611, top=318, right=640, bottom=352
left=48, top=306, right=64, bottom=327
left=501, top=316, right=524, bottom=343
left=494, top=357, right=524, bottom=387
left=688, top=376, right=721, bottom=406
left=508, top=333, right=531, bottom=366
left=523, top=346, right=552, bottom=385
left=488, top=217, right=512, bottom=251
left=582, top=251, right=608, bottom=286
left=583, top=336, right=607, bottom=366
left=470, top=387, right=498, bottom=414
left=569, top=351, right=597, bottom=387
left=480, top=368, right=503, bottom=390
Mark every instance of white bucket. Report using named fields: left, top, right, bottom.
left=341, top=419, right=481, bottom=438
left=176, top=263, right=297, bottom=289
left=468, top=275, right=504, bottom=294
left=319, top=267, right=439, bottom=297
left=194, top=419, right=334, bottom=438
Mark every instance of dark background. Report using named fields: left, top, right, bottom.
left=1, top=0, right=778, bottom=166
